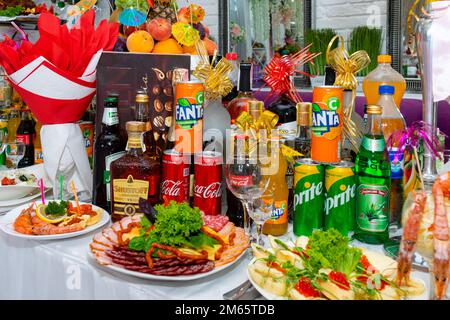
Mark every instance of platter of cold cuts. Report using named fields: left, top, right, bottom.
left=90, top=201, right=250, bottom=281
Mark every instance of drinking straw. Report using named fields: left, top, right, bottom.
left=37, top=178, right=45, bottom=204
left=70, top=181, right=81, bottom=215
left=59, top=174, right=63, bottom=201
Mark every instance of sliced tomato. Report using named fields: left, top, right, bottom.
left=1, top=177, right=15, bottom=185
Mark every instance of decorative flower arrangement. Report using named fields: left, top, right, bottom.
left=230, top=21, right=245, bottom=50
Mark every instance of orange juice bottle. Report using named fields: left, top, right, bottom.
left=363, top=55, right=406, bottom=108
left=262, top=137, right=288, bottom=236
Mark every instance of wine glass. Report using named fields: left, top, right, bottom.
left=225, top=156, right=271, bottom=239
left=5, top=143, right=25, bottom=169
left=250, top=188, right=274, bottom=246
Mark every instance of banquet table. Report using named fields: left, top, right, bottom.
left=0, top=229, right=252, bottom=300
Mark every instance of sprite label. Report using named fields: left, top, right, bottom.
left=324, top=166, right=356, bottom=235
left=356, top=184, right=390, bottom=232
left=293, top=162, right=324, bottom=236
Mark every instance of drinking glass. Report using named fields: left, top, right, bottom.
left=5, top=143, right=25, bottom=169
left=225, top=156, right=270, bottom=239
left=250, top=190, right=274, bottom=246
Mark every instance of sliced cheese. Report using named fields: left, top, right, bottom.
left=275, top=250, right=304, bottom=269
left=248, top=265, right=286, bottom=297
left=121, top=227, right=142, bottom=243
left=361, top=248, right=398, bottom=278
left=318, top=269, right=355, bottom=300
left=251, top=260, right=285, bottom=278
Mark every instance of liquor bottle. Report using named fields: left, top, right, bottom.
left=134, top=91, right=156, bottom=159
left=295, top=102, right=312, bottom=157
left=377, top=85, right=406, bottom=230
left=354, top=105, right=391, bottom=245
left=110, top=121, right=161, bottom=222
left=17, top=109, right=35, bottom=168
left=227, top=63, right=258, bottom=122
left=262, top=137, right=289, bottom=236
left=0, top=115, right=7, bottom=166
left=7, top=106, right=20, bottom=143
left=93, top=96, right=126, bottom=212
left=268, top=94, right=297, bottom=137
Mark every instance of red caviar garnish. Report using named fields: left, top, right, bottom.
left=329, top=271, right=350, bottom=290
left=295, top=277, right=321, bottom=298
left=267, top=261, right=286, bottom=274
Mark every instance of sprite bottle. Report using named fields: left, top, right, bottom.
left=354, top=105, right=391, bottom=245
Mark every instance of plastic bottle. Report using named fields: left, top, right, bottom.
left=377, top=85, right=406, bottom=230
left=363, top=55, right=406, bottom=108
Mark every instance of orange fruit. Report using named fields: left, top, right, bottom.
left=126, top=31, right=154, bottom=53
left=152, top=38, right=183, bottom=54
left=183, top=45, right=198, bottom=55
left=203, top=38, right=218, bottom=56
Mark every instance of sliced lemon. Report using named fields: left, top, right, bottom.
left=35, top=204, right=67, bottom=224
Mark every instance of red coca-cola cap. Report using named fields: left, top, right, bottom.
left=226, top=52, right=238, bottom=60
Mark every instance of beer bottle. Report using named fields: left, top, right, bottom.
left=93, top=96, right=126, bottom=211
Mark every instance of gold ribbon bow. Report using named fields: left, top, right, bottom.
left=235, top=110, right=302, bottom=161
left=326, top=35, right=371, bottom=153
left=192, top=41, right=234, bottom=100
left=326, top=35, right=371, bottom=91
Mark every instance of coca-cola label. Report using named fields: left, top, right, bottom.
left=161, top=180, right=187, bottom=200
left=16, top=134, right=31, bottom=145
left=229, top=175, right=252, bottom=187
left=194, top=182, right=222, bottom=199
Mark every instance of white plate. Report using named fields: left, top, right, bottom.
left=247, top=257, right=430, bottom=300
left=0, top=185, right=39, bottom=201
left=0, top=201, right=110, bottom=240
left=92, top=250, right=247, bottom=282
left=0, top=188, right=51, bottom=210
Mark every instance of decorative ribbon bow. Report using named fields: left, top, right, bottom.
left=326, top=35, right=371, bottom=153
left=326, top=35, right=371, bottom=91
left=235, top=110, right=302, bottom=162
left=192, top=41, right=234, bottom=100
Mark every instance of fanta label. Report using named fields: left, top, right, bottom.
left=176, top=93, right=204, bottom=129
left=312, top=97, right=342, bottom=139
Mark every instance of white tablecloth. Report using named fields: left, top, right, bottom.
left=0, top=230, right=251, bottom=300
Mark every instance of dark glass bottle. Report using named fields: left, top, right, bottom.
left=227, top=63, right=257, bottom=122
left=134, top=91, right=156, bottom=159
left=268, top=95, right=297, bottom=137
left=110, top=121, right=161, bottom=222
left=93, top=96, right=126, bottom=212
left=17, top=109, right=35, bottom=168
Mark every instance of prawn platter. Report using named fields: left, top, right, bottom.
left=90, top=201, right=250, bottom=280
left=0, top=201, right=110, bottom=240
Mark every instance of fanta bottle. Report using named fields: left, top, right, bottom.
left=262, top=137, right=288, bottom=236
left=362, top=55, right=406, bottom=108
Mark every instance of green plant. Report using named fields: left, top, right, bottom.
left=305, top=28, right=337, bottom=76
left=349, top=26, right=382, bottom=76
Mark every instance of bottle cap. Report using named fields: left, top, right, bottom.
left=377, top=55, right=392, bottom=64
left=226, top=52, right=238, bottom=61
left=379, top=85, right=395, bottom=95
left=296, top=102, right=312, bottom=126
left=366, top=105, right=382, bottom=115
left=126, top=121, right=146, bottom=132
left=238, top=63, right=252, bottom=92
left=135, top=92, right=149, bottom=103
left=248, top=101, right=264, bottom=118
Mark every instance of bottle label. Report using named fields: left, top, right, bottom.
left=362, top=138, right=385, bottom=153
left=34, top=148, right=44, bottom=164
left=266, top=200, right=288, bottom=225
left=127, top=136, right=143, bottom=149
left=104, top=151, right=126, bottom=202
left=176, top=95, right=204, bottom=129
left=112, top=175, right=149, bottom=216
left=16, top=134, right=31, bottom=145
left=388, top=148, right=404, bottom=179
left=277, top=121, right=297, bottom=136
left=356, top=184, right=390, bottom=233
left=102, top=108, right=119, bottom=126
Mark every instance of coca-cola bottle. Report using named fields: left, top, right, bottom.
left=17, top=109, right=35, bottom=168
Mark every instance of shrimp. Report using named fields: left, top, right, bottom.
left=32, top=223, right=85, bottom=235
left=13, top=203, right=36, bottom=235
left=432, top=181, right=449, bottom=300
left=396, top=191, right=427, bottom=286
